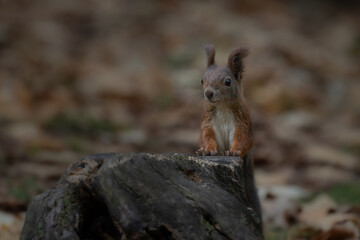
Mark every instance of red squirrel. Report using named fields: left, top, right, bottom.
left=196, top=44, right=253, bottom=157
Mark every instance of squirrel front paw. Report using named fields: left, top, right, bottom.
left=224, top=150, right=242, bottom=157
left=196, top=148, right=218, bottom=156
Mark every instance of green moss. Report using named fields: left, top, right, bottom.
left=28, top=145, right=42, bottom=156
left=300, top=182, right=360, bottom=206
left=349, top=35, right=360, bottom=56
left=342, top=144, right=360, bottom=156
left=290, top=226, right=321, bottom=240
left=65, top=136, right=85, bottom=152
left=325, top=182, right=360, bottom=205
left=36, top=199, right=53, bottom=239
left=166, top=51, right=195, bottom=69
left=36, top=217, right=45, bottom=239
left=200, top=215, right=215, bottom=233
left=265, top=227, right=288, bottom=240
left=56, top=184, right=79, bottom=228
left=172, top=155, right=190, bottom=162
left=86, top=117, right=117, bottom=134
left=44, top=113, right=82, bottom=133
left=44, top=113, right=119, bottom=137
left=239, top=214, right=248, bottom=225
left=9, top=177, right=41, bottom=203
left=155, top=92, right=173, bottom=109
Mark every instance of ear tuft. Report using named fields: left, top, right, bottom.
left=204, top=44, right=216, bottom=68
left=228, top=47, right=249, bottom=80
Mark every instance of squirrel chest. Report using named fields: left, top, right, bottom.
left=212, top=107, right=236, bottom=152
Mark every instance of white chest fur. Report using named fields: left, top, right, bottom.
left=212, top=107, right=236, bottom=152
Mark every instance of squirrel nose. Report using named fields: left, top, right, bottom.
left=205, top=90, right=214, bottom=100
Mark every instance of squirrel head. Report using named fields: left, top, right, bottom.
left=201, top=44, right=249, bottom=105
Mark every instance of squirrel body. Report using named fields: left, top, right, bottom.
left=212, top=106, right=236, bottom=152
left=197, top=45, right=253, bottom=157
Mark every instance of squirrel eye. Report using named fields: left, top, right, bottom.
left=225, top=78, right=231, bottom=86
left=201, top=79, right=203, bottom=85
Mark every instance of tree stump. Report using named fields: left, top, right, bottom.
left=20, top=153, right=263, bottom=240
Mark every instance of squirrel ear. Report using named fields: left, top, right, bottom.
left=204, top=44, right=216, bottom=68
left=228, top=47, right=249, bottom=80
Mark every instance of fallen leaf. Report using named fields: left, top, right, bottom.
left=312, top=226, right=354, bottom=240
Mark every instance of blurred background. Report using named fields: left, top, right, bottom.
left=0, top=0, right=359, bottom=239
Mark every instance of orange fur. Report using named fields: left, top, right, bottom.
left=229, top=101, right=253, bottom=157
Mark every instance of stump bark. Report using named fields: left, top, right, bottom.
left=20, top=153, right=263, bottom=240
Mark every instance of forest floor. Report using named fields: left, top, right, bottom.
left=0, top=0, right=359, bottom=239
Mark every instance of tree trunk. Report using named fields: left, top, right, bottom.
left=20, top=153, right=263, bottom=240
